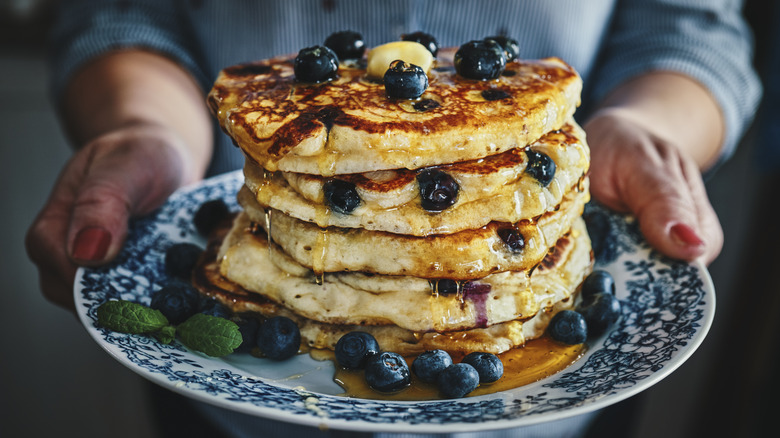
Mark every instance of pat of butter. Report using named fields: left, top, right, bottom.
left=366, top=41, right=433, bottom=79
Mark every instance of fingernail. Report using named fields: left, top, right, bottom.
left=670, top=223, right=705, bottom=247
left=72, top=227, right=111, bottom=261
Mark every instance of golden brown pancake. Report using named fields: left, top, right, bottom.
left=238, top=181, right=589, bottom=279
left=243, top=121, right=589, bottom=236
left=208, top=51, right=582, bottom=176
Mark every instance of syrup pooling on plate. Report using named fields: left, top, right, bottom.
left=309, top=336, right=586, bottom=401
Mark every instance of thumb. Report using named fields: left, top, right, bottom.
left=620, top=150, right=712, bottom=262
left=67, top=134, right=185, bottom=264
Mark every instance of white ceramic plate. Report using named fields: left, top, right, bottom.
left=75, top=170, right=715, bottom=434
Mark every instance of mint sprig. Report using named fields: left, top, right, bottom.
left=95, top=300, right=241, bottom=357
left=97, top=300, right=169, bottom=333
left=178, top=313, right=242, bottom=357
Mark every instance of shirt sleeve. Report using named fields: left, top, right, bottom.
left=586, top=0, right=762, bottom=164
left=48, top=0, right=208, bottom=105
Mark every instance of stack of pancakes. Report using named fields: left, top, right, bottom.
left=199, top=46, right=593, bottom=355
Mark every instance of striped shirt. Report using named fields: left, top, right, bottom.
left=50, top=0, right=761, bottom=177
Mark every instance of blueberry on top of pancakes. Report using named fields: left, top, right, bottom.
left=484, top=36, right=520, bottom=62
left=294, top=45, right=339, bottom=83
left=383, top=60, right=428, bottom=99
left=454, top=40, right=506, bottom=80
left=525, top=150, right=556, bottom=186
left=401, top=31, right=439, bottom=57
left=324, top=179, right=361, bottom=214
left=324, top=30, right=366, bottom=61
left=417, top=168, right=459, bottom=211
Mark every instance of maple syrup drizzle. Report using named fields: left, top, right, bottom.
left=310, top=336, right=585, bottom=401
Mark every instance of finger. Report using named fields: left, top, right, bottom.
left=622, top=145, right=709, bottom=262
left=66, top=137, right=184, bottom=265
left=682, top=158, right=723, bottom=264
left=25, top=152, right=89, bottom=310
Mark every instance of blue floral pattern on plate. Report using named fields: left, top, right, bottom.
left=74, top=170, right=714, bottom=433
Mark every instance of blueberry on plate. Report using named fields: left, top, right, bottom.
left=193, top=199, right=230, bottom=237
left=164, top=242, right=203, bottom=281
left=257, top=316, right=301, bottom=360
left=384, top=60, right=428, bottom=99
left=578, top=293, right=621, bottom=337
left=324, top=30, right=365, bottom=60
left=234, top=317, right=260, bottom=353
left=402, top=31, right=439, bottom=57
left=437, top=363, right=480, bottom=398
left=412, top=349, right=453, bottom=383
left=199, top=298, right=231, bottom=319
left=454, top=40, right=506, bottom=80
left=335, top=331, right=380, bottom=369
left=323, top=179, right=361, bottom=214
left=525, top=149, right=556, bottom=187
left=364, top=352, right=411, bottom=392
left=417, top=169, right=459, bottom=211
left=150, top=281, right=201, bottom=325
left=294, top=45, right=339, bottom=83
left=581, top=270, right=616, bottom=302
left=484, top=36, right=520, bottom=62
left=548, top=310, right=588, bottom=345
left=462, top=352, right=503, bottom=383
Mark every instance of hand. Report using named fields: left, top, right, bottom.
left=584, top=109, right=723, bottom=264
left=25, top=123, right=191, bottom=310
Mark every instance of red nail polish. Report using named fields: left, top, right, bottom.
left=72, top=227, right=111, bottom=261
left=670, top=223, right=704, bottom=247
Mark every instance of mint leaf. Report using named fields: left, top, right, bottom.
left=154, top=325, right=177, bottom=344
left=177, top=313, right=242, bottom=357
left=96, top=300, right=169, bottom=333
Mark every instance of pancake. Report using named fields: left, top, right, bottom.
left=214, top=212, right=592, bottom=333
left=194, top=215, right=591, bottom=355
left=208, top=51, right=582, bottom=176
left=243, top=121, right=590, bottom=236
left=238, top=180, right=589, bottom=279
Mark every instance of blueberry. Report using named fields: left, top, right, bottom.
left=412, top=350, right=453, bottom=383
left=257, top=316, right=301, bottom=360
left=437, top=363, right=480, bottom=398
left=193, top=199, right=230, bottom=237
left=199, top=298, right=231, bottom=319
left=484, top=36, right=520, bottom=62
left=150, top=281, right=200, bottom=325
left=383, top=60, right=428, bottom=99
left=294, top=45, right=339, bottom=83
left=364, top=352, right=411, bottom=392
left=324, top=30, right=365, bottom=60
left=323, top=179, right=361, bottom=214
left=497, top=227, right=525, bottom=253
left=548, top=310, right=588, bottom=345
left=581, top=270, right=616, bottom=302
left=401, top=31, right=439, bottom=57
left=454, top=40, right=506, bottom=80
left=234, top=317, right=260, bottom=353
left=434, top=279, right=460, bottom=295
left=583, top=204, right=619, bottom=264
left=417, top=169, right=459, bottom=211
left=578, top=293, right=621, bottom=337
left=462, top=352, right=503, bottom=383
left=525, top=150, right=556, bottom=186
left=412, top=98, right=441, bottom=112
left=335, top=331, right=380, bottom=369
left=164, top=242, right=203, bottom=281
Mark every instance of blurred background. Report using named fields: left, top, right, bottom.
left=0, top=1, right=776, bottom=437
